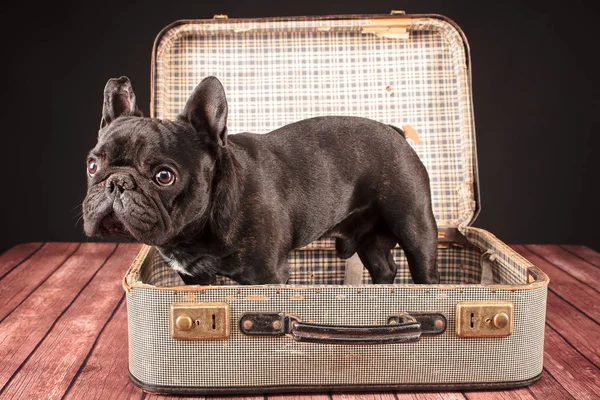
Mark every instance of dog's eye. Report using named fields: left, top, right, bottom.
left=155, top=169, right=176, bottom=186
left=88, top=160, right=99, bottom=176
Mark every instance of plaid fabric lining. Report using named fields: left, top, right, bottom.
left=152, top=17, right=477, bottom=229
left=464, top=227, right=529, bottom=284
left=138, top=227, right=528, bottom=288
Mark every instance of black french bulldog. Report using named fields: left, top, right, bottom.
left=83, top=76, right=439, bottom=285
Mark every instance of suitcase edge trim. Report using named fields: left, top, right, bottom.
left=128, top=369, right=543, bottom=395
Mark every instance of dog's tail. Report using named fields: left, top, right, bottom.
left=388, top=125, right=406, bottom=138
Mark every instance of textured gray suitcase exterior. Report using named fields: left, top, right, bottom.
left=123, top=12, right=549, bottom=394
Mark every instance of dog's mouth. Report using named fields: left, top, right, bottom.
left=99, top=213, right=132, bottom=237
left=84, top=187, right=168, bottom=244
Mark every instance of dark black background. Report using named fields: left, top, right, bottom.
left=1, top=0, right=598, bottom=254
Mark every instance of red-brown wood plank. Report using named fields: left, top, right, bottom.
left=335, top=392, right=464, bottom=400
left=527, top=369, right=574, bottom=399
left=397, top=393, right=466, bottom=399
left=542, top=326, right=600, bottom=399
left=545, top=291, right=600, bottom=367
left=333, top=394, right=396, bottom=400
left=560, top=245, right=600, bottom=268
left=464, top=388, right=535, bottom=399
left=525, top=245, right=600, bottom=292
left=0, top=242, right=79, bottom=321
left=0, top=243, right=142, bottom=399
left=0, top=242, right=43, bottom=279
left=332, top=392, right=465, bottom=400
left=62, top=299, right=143, bottom=399
left=512, top=245, right=600, bottom=321
left=270, top=395, right=329, bottom=400
left=334, top=394, right=465, bottom=400
left=0, top=243, right=117, bottom=389
left=148, top=390, right=468, bottom=399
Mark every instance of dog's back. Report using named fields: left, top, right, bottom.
left=229, top=116, right=430, bottom=230
left=228, top=116, right=438, bottom=284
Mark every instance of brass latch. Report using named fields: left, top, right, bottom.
left=170, top=303, right=230, bottom=340
left=456, top=301, right=514, bottom=338
left=213, top=14, right=228, bottom=19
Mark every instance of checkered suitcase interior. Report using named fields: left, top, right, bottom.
left=124, top=13, right=549, bottom=394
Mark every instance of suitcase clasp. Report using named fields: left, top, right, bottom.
left=456, top=301, right=514, bottom=338
left=170, top=302, right=230, bottom=340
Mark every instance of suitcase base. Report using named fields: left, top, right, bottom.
left=124, top=227, right=548, bottom=392
left=130, top=370, right=543, bottom=395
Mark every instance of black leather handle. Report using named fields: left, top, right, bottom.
left=239, top=312, right=446, bottom=345
left=289, top=316, right=421, bottom=344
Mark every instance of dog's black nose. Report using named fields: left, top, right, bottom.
left=105, top=173, right=136, bottom=198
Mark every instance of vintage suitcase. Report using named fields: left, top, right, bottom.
left=123, top=12, right=549, bottom=394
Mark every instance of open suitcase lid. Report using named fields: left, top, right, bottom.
left=151, top=13, right=480, bottom=228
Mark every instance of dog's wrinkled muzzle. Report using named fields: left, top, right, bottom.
left=105, top=172, right=136, bottom=200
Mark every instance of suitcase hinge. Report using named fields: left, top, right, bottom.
left=437, top=227, right=469, bottom=247
left=362, top=16, right=412, bottom=39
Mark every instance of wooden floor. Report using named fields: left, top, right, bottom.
left=0, top=243, right=599, bottom=399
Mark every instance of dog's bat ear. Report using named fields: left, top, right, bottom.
left=179, top=76, right=228, bottom=147
left=100, top=76, right=143, bottom=129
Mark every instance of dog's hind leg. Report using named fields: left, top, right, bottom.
left=357, top=232, right=398, bottom=284
left=389, top=212, right=439, bottom=284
